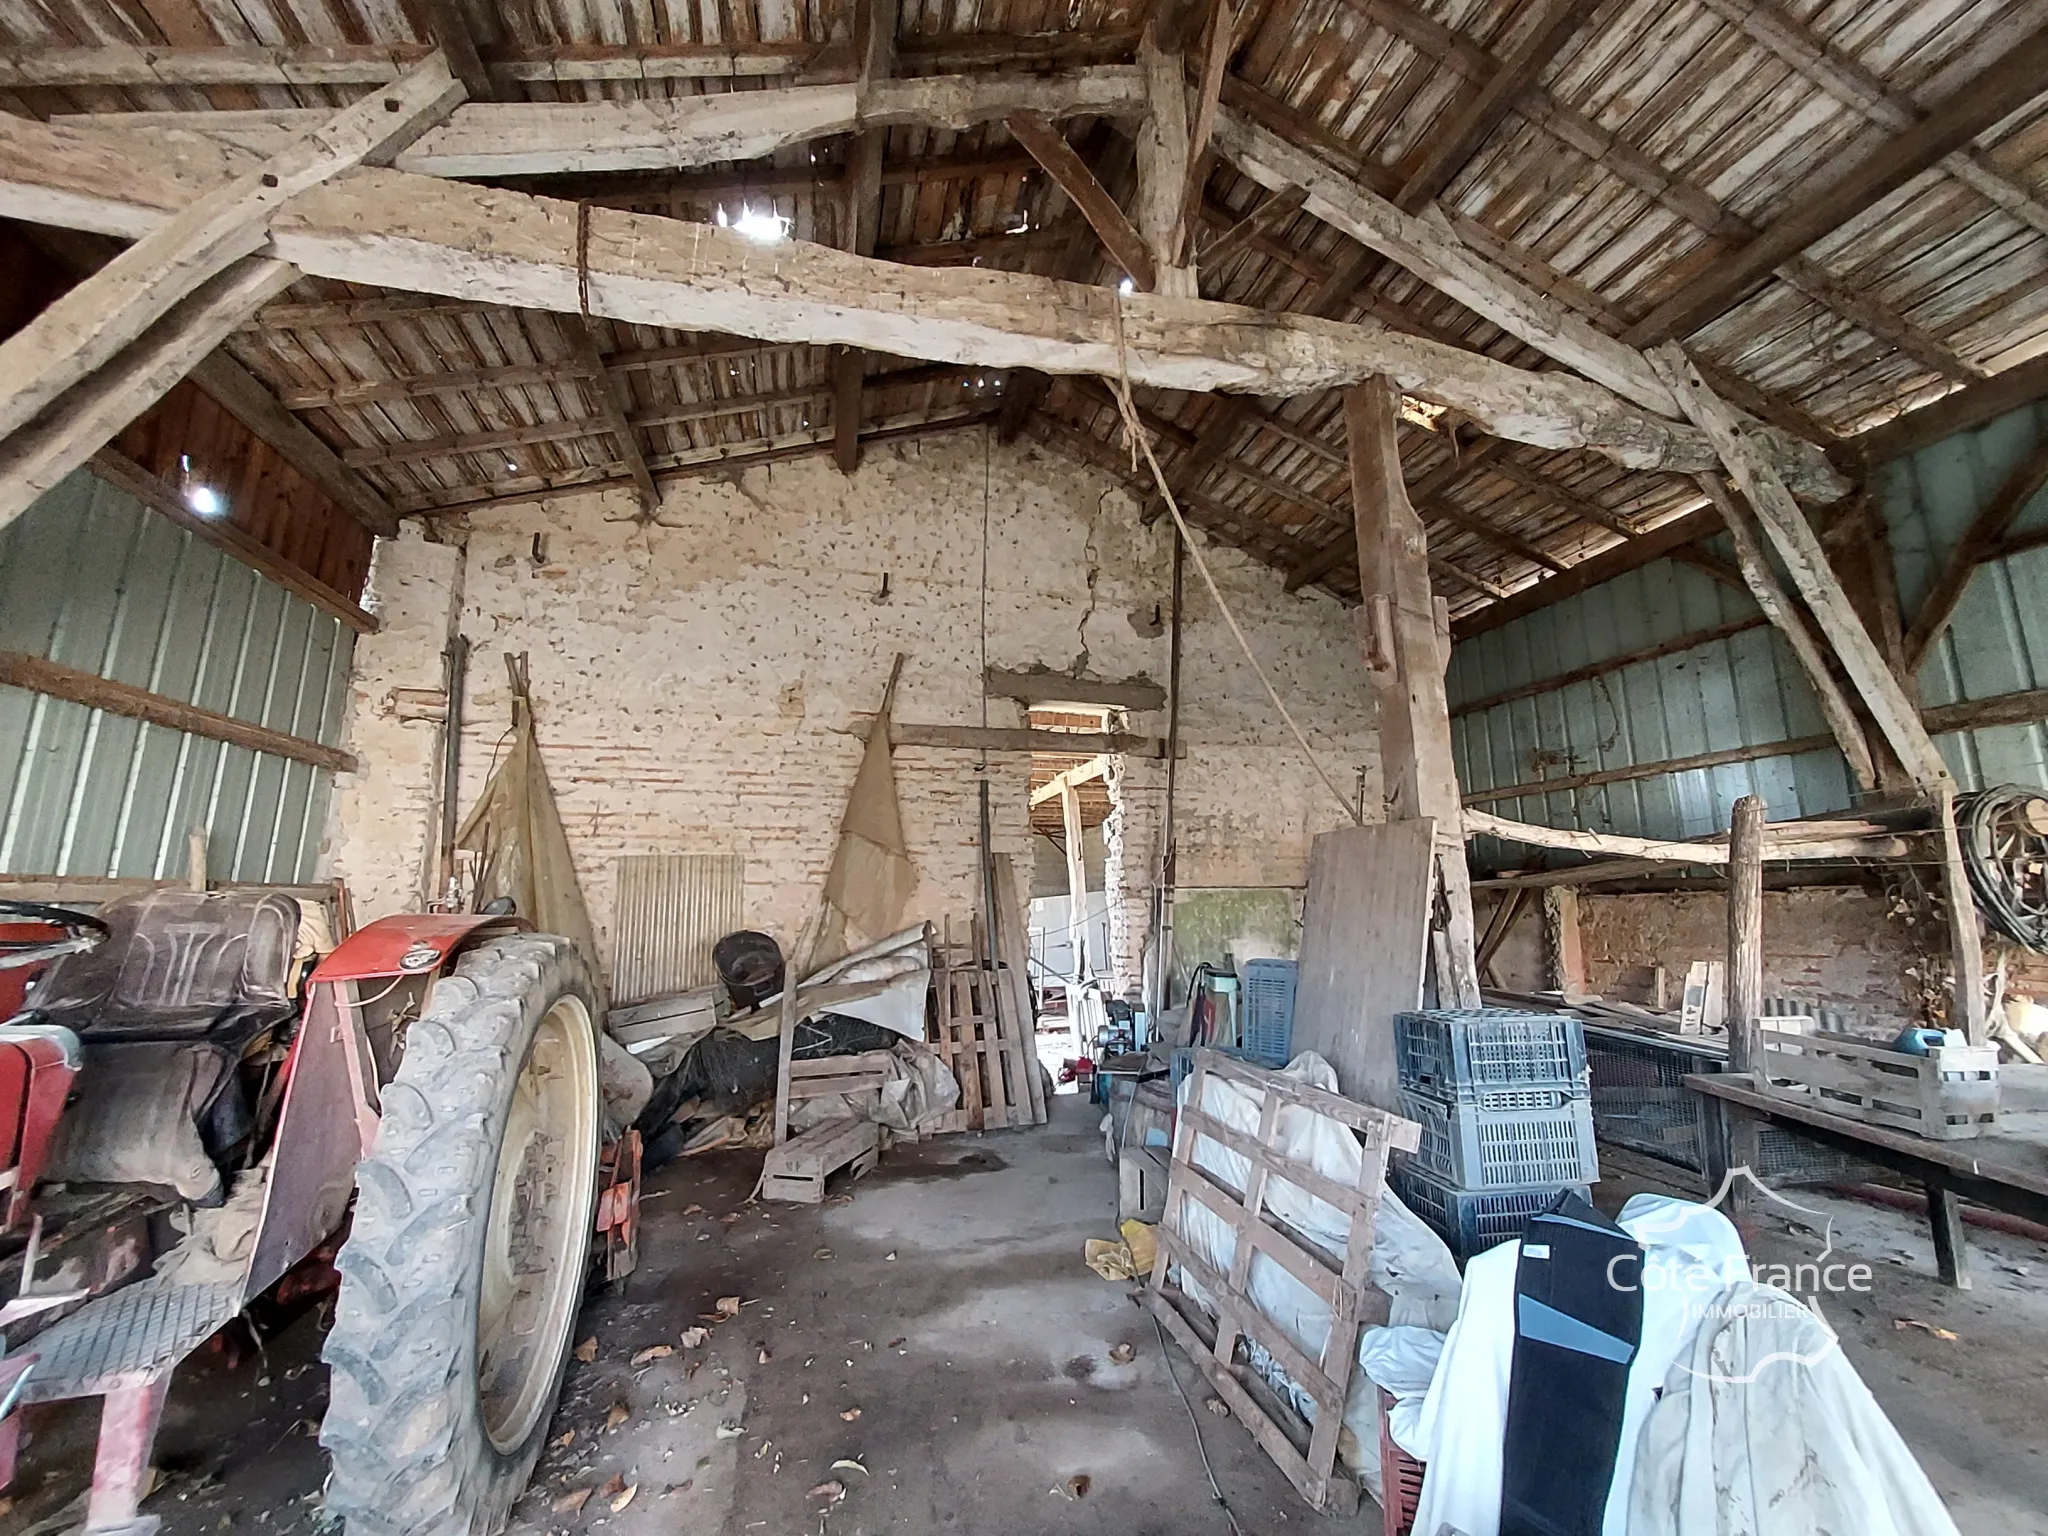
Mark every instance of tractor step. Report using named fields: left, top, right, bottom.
left=16, top=1279, right=242, bottom=1403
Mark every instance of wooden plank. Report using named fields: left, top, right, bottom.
left=1841, top=355, right=2048, bottom=469
left=0, top=259, right=295, bottom=535
left=0, top=648, right=356, bottom=772
left=1135, top=17, right=1194, bottom=295
left=0, top=125, right=1845, bottom=491
left=1174, top=0, right=1235, bottom=264
left=1394, top=0, right=1602, bottom=210
left=416, top=0, right=492, bottom=101
left=851, top=720, right=1168, bottom=755
left=91, top=448, right=376, bottom=632
left=1349, top=378, right=1479, bottom=1009
left=1726, top=795, right=1765, bottom=1075
left=1902, top=438, right=2048, bottom=671
left=1288, top=821, right=1436, bottom=1109
left=0, top=57, right=460, bottom=452
left=1006, top=110, right=1155, bottom=290
left=1624, top=26, right=2048, bottom=344
left=992, top=853, right=1048, bottom=1124
left=986, top=668, right=1166, bottom=712
left=188, top=353, right=400, bottom=537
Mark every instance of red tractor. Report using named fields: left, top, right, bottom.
left=0, top=891, right=638, bottom=1536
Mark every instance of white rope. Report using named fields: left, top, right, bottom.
left=1105, top=298, right=1362, bottom=826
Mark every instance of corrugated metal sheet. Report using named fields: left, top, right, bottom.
left=1882, top=399, right=2048, bottom=790
left=0, top=467, right=354, bottom=884
left=1447, top=397, right=2048, bottom=849
left=610, top=854, right=746, bottom=1004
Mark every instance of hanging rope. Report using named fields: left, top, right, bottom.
left=1104, top=298, right=1362, bottom=826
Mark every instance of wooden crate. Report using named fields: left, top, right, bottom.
left=1147, top=1051, right=1420, bottom=1515
left=1761, top=1028, right=1999, bottom=1140
left=760, top=1117, right=881, bottom=1204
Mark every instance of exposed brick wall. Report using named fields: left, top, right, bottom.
left=329, top=434, right=1375, bottom=995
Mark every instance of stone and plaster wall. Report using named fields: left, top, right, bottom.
left=327, top=432, right=1375, bottom=996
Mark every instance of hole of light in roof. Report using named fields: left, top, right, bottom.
left=185, top=483, right=225, bottom=518
left=1399, top=396, right=1448, bottom=432
left=1118, top=277, right=1135, bottom=295
left=715, top=203, right=790, bottom=243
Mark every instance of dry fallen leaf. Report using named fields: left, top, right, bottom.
left=551, top=1487, right=594, bottom=1514
left=684, top=1203, right=704, bottom=1215
left=807, top=1480, right=846, bottom=1504
left=813, top=1247, right=834, bottom=1261
left=831, top=1459, right=869, bottom=1477
left=839, top=1407, right=861, bottom=1421
left=679, top=1326, right=710, bottom=1348
left=609, top=1484, right=639, bottom=1513
left=605, top=1401, right=631, bottom=1432
left=552, top=1430, right=577, bottom=1448
left=885, top=1337, right=906, bottom=1350
left=1205, top=1397, right=1230, bottom=1418
left=601, top=1475, right=625, bottom=1498
left=720, top=1212, right=743, bottom=1225
left=716, top=1296, right=742, bottom=1318
left=573, top=1337, right=598, bottom=1364
left=1108, top=1343, right=1135, bottom=1364
left=631, top=1344, right=674, bottom=1366
left=1893, top=1318, right=1959, bottom=1341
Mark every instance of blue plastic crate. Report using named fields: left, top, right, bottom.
left=1389, top=1160, right=1588, bottom=1264
left=1398, top=1089, right=1599, bottom=1189
left=1240, top=958, right=1298, bottom=1067
left=1395, top=1008, right=1587, bottom=1105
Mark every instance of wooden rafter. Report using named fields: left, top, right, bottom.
left=1624, top=25, right=2048, bottom=345
left=558, top=319, right=659, bottom=513
left=1006, top=112, right=1155, bottom=289
left=1196, top=183, right=1307, bottom=276
left=1901, top=439, right=2048, bottom=672
left=1393, top=0, right=1601, bottom=210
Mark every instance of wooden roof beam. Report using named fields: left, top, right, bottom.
left=1006, top=112, right=1156, bottom=289
left=1689, top=0, right=2048, bottom=237
left=1393, top=0, right=1601, bottom=210
left=0, top=117, right=1842, bottom=490
left=561, top=316, right=659, bottom=513
left=1625, top=26, right=2048, bottom=345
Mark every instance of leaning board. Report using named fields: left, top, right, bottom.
left=1289, top=821, right=1436, bottom=1110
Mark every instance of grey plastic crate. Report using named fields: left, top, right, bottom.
left=1389, top=1161, right=1589, bottom=1264
left=1240, top=959, right=1297, bottom=1067
left=1398, top=1089, right=1599, bottom=1189
left=1395, top=1009, right=1588, bottom=1105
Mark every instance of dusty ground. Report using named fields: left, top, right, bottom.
left=1, top=1094, right=2044, bottom=1534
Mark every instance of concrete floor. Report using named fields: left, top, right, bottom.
left=1, top=1090, right=2044, bottom=1534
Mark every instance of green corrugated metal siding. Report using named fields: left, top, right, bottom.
left=1448, top=396, right=2048, bottom=846
left=0, top=467, right=354, bottom=883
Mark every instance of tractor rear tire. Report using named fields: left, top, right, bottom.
left=320, top=933, right=602, bottom=1536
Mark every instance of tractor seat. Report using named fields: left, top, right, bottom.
left=23, top=890, right=302, bottom=1046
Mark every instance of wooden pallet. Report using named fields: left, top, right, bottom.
left=927, top=904, right=1046, bottom=1132
left=1147, top=1051, right=1419, bottom=1516
left=1762, top=1028, right=1999, bottom=1140
left=760, top=1116, right=881, bottom=1204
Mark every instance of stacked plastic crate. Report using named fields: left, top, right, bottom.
left=1387, top=1008, right=1598, bottom=1263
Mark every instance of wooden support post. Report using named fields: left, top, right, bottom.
left=1541, top=886, right=1587, bottom=1002
left=1060, top=777, right=1090, bottom=978
left=831, top=0, right=896, bottom=473
left=1347, top=376, right=1479, bottom=1008
left=1136, top=7, right=1197, bottom=297
left=1726, top=794, right=1766, bottom=1076
left=1924, top=1169, right=1971, bottom=1289
left=1937, top=784, right=1989, bottom=1043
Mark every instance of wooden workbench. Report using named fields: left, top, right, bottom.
left=1686, top=1063, right=2048, bottom=1289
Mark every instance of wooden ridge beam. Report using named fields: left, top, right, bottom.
left=53, top=69, right=1148, bottom=181
left=1394, top=0, right=1600, bottom=210
left=1007, top=111, right=1156, bottom=289
left=1625, top=26, right=2048, bottom=345
left=0, top=646, right=358, bottom=772
left=0, top=117, right=1843, bottom=486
